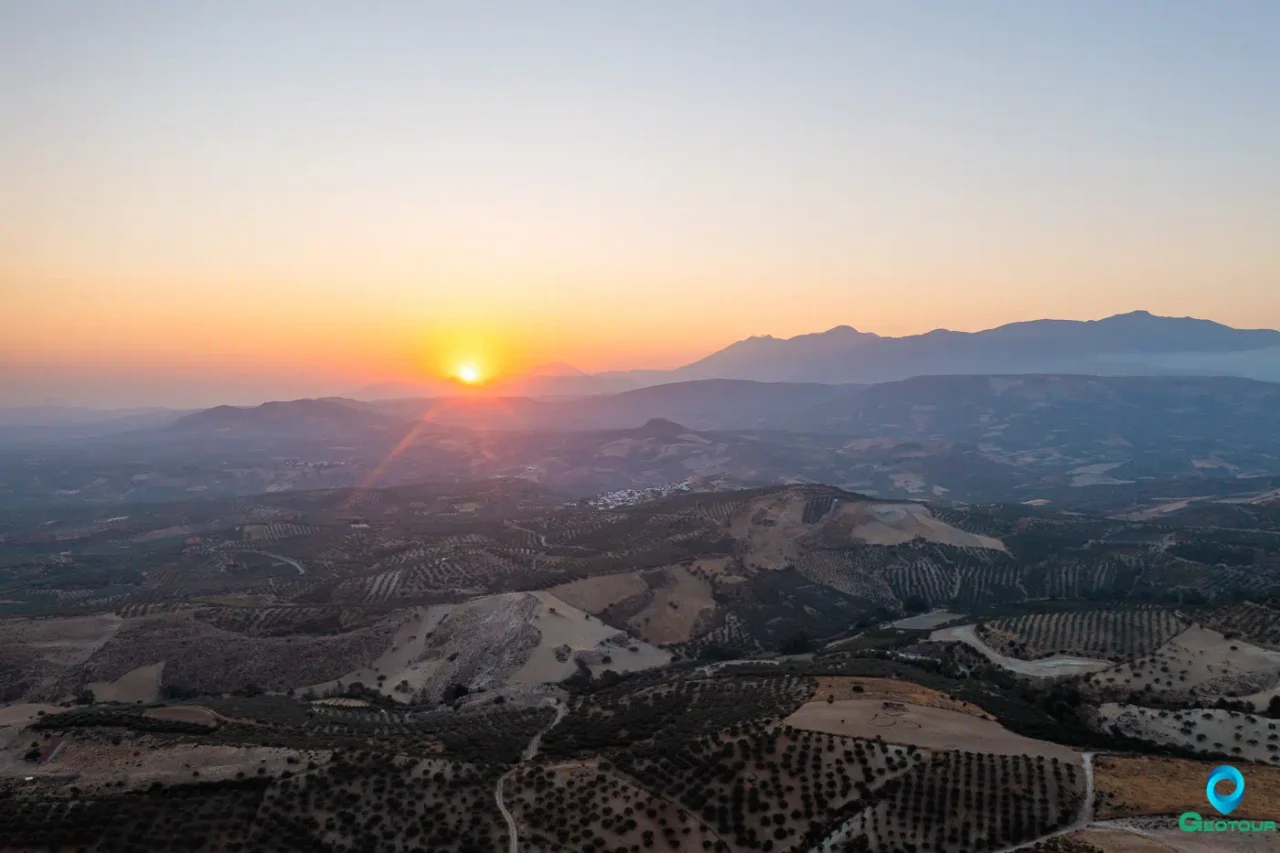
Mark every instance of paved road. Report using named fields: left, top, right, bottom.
left=495, top=699, right=568, bottom=853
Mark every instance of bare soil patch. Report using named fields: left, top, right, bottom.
left=143, top=705, right=221, bottom=726
left=689, top=556, right=733, bottom=577
left=1073, top=825, right=1280, bottom=852
left=1090, top=626, right=1280, bottom=705
left=728, top=493, right=1005, bottom=571
left=625, top=565, right=716, bottom=645
left=550, top=572, right=648, bottom=614
left=1116, top=498, right=1209, bottom=521
left=551, top=565, right=718, bottom=645
left=0, top=733, right=323, bottom=791
left=0, top=613, right=123, bottom=700
left=1094, top=755, right=1280, bottom=821
left=312, top=592, right=669, bottom=704
left=87, top=661, right=164, bottom=704
left=1097, top=703, right=1280, bottom=765
left=729, top=492, right=811, bottom=569
left=0, top=703, right=60, bottom=726
left=890, top=610, right=964, bottom=630
left=511, top=591, right=670, bottom=683
left=840, top=502, right=1007, bottom=550
left=786, top=698, right=1079, bottom=761
left=303, top=603, right=455, bottom=702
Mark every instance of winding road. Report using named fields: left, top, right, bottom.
left=930, top=624, right=1112, bottom=677
left=495, top=698, right=568, bottom=853
left=504, top=520, right=549, bottom=548
left=241, top=550, right=306, bottom=576
left=991, top=751, right=1095, bottom=853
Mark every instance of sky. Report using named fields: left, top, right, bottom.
left=2, top=1, right=1279, bottom=407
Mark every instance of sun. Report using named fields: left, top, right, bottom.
left=456, top=363, right=481, bottom=384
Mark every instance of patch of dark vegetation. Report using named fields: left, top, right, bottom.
left=542, top=673, right=814, bottom=758
left=31, top=704, right=216, bottom=735
left=0, top=778, right=270, bottom=851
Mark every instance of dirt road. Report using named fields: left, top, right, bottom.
left=495, top=698, right=568, bottom=853
left=930, top=624, right=1112, bottom=676
left=991, top=751, right=1095, bottom=853
left=504, top=521, right=549, bottom=548
left=242, top=550, right=306, bottom=576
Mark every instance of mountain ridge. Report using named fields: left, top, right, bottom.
left=343, top=311, right=1280, bottom=400
left=662, top=310, right=1280, bottom=385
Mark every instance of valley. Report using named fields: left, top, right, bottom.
left=4, top=374, right=1280, bottom=852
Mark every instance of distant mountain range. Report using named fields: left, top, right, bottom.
left=6, top=312, right=1279, bottom=421
left=166, top=372, right=1280, bottom=437
left=666, top=311, right=1280, bottom=384
left=112, top=373, right=1280, bottom=503
left=348, top=311, right=1280, bottom=399
left=7, top=372, right=1280, bottom=506
left=170, top=398, right=389, bottom=436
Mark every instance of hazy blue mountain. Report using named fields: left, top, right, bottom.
left=170, top=398, right=388, bottom=436
left=660, top=311, right=1280, bottom=385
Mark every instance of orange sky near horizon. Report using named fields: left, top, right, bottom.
left=6, top=199, right=1278, bottom=382
left=5, top=222, right=1280, bottom=391
left=3, top=2, right=1279, bottom=408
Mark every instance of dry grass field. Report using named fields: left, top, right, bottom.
left=0, top=703, right=60, bottom=726
left=728, top=491, right=812, bottom=569
left=1094, top=755, right=1280, bottom=820
left=511, top=591, right=671, bottom=682
left=86, top=660, right=165, bottom=703
left=723, top=492, right=1007, bottom=575
left=838, top=501, right=1007, bottom=550
left=786, top=698, right=1080, bottom=761
left=143, top=705, right=223, bottom=726
left=622, top=565, right=717, bottom=645
left=1070, top=825, right=1280, bottom=852
left=811, top=675, right=993, bottom=718
left=550, top=571, right=649, bottom=613
left=550, top=563, right=719, bottom=645
left=0, top=613, right=123, bottom=700
left=0, top=732, right=323, bottom=792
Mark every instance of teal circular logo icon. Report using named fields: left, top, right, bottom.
left=1207, top=765, right=1245, bottom=815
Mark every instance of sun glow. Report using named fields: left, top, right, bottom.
left=456, top=363, right=481, bottom=384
